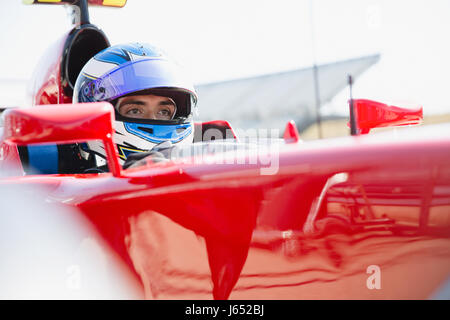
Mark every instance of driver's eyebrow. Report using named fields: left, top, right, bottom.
left=118, top=98, right=175, bottom=108
left=158, top=99, right=176, bottom=106
left=117, top=99, right=146, bottom=109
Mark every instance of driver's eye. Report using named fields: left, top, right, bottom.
left=128, top=108, right=141, bottom=114
left=158, top=109, right=170, bottom=116
left=123, top=107, right=143, bottom=117
left=118, top=99, right=176, bottom=120
left=155, top=107, right=175, bottom=120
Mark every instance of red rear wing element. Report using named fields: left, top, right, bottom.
left=2, top=102, right=122, bottom=176
left=350, top=99, right=423, bottom=134
left=283, top=120, right=301, bottom=143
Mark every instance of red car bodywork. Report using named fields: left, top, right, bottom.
left=0, top=3, right=449, bottom=300
left=1, top=101, right=449, bottom=299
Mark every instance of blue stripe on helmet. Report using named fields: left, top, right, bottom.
left=94, top=43, right=163, bottom=65
left=123, top=122, right=192, bottom=144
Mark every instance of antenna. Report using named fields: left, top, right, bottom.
left=348, top=75, right=358, bottom=135
left=68, top=0, right=90, bottom=26
left=78, top=0, right=90, bottom=25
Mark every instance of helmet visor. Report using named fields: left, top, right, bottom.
left=76, top=58, right=197, bottom=108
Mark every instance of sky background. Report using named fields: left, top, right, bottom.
left=0, top=0, right=449, bottom=115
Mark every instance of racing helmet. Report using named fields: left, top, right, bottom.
left=73, top=43, right=198, bottom=166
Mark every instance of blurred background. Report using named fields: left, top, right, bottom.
left=0, top=0, right=449, bottom=139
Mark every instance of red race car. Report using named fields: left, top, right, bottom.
left=0, top=0, right=449, bottom=300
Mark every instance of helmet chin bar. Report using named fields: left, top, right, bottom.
left=81, top=117, right=195, bottom=167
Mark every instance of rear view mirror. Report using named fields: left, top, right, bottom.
left=350, top=99, right=423, bottom=134
left=2, top=102, right=122, bottom=176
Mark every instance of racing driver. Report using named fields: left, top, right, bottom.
left=72, top=42, right=198, bottom=172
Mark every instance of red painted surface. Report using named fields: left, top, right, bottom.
left=195, top=120, right=238, bottom=140
left=2, top=103, right=122, bottom=176
left=2, top=120, right=450, bottom=299
left=350, top=99, right=423, bottom=134
left=283, top=120, right=301, bottom=143
left=3, top=103, right=114, bottom=145
left=27, top=33, right=70, bottom=106
left=0, top=139, right=23, bottom=177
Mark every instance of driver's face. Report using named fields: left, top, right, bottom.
left=116, top=94, right=177, bottom=120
